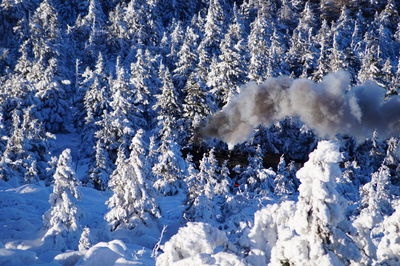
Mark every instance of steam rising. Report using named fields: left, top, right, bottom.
left=201, top=71, right=400, bottom=148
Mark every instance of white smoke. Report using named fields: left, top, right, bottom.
left=201, top=71, right=400, bottom=149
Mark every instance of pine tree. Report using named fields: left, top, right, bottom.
left=182, top=72, right=211, bottom=142
left=87, top=139, right=113, bottom=190
left=173, top=26, right=199, bottom=91
left=313, top=20, right=332, bottom=81
left=105, top=144, right=159, bottom=231
left=247, top=7, right=273, bottom=83
left=152, top=120, right=187, bottom=196
left=199, top=0, right=227, bottom=58
left=269, top=141, right=357, bottom=265
left=81, top=53, right=110, bottom=157
left=153, top=62, right=181, bottom=137
left=273, top=155, right=296, bottom=197
left=42, top=149, right=81, bottom=251
left=0, top=108, right=54, bottom=184
left=185, top=149, right=226, bottom=224
left=357, top=35, right=384, bottom=86
left=287, top=1, right=318, bottom=77
left=129, top=49, right=155, bottom=122
left=78, top=227, right=91, bottom=252
left=208, top=17, right=247, bottom=107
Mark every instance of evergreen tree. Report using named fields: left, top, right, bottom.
left=182, top=72, right=211, bottom=142
left=273, top=155, right=296, bottom=197
left=269, top=141, right=358, bottom=265
left=199, top=0, right=227, bottom=58
left=208, top=17, right=247, bottom=107
left=173, top=26, right=199, bottom=91
left=81, top=53, right=110, bottom=157
left=287, top=1, right=318, bottom=77
left=129, top=49, right=155, bottom=122
left=0, top=108, right=54, bottom=184
left=357, top=35, right=384, bottom=86
left=376, top=202, right=400, bottom=264
left=87, top=139, right=113, bottom=190
left=78, top=227, right=91, bottom=252
left=185, top=149, right=227, bottom=224
left=42, top=149, right=81, bottom=251
left=152, top=120, right=187, bottom=196
left=313, top=20, right=332, bottom=81
left=105, top=144, right=159, bottom=231
left=247, top=7, right=273, bottom=83
left=153, top=62, right=181, bottom=137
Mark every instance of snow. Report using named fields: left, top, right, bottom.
left=156, top=222, right=244, bottom=266
left=1, top=1, right=400, bottom=265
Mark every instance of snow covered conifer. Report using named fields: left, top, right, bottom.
left=152, top=120, right=186, bottom=196
left=106, top=143, right=159, bottom=232
left=173, top=26, right=199, bottom=91
left=273, top=155, right=296, bottom=197
left=247, top=141, right=359, bottom=265
left=78, top=227, right=91, bottom=252
left=87, top=139, right=113, bottom=190
left=200, top=0, right=227, bottom=58
left=376, top=201, right=400, bottom=264
left=182, top=72, right=211, bottom=139
left=43, top=149, right=81, bottom=251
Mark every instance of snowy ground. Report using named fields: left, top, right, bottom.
left=0, top=182, right=190, bottom=265
left=0, top=133, right=191, bottom=265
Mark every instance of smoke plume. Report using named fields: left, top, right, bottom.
left=201, top=71, right=400, bottom=148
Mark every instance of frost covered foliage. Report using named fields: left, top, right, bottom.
left=42, top=149, right=81, bottom=250
left=156, top=222, right=245, bottom=266
left=245, top=141, right=360, bottom=265
left=377, top=201, right=400, bottom=264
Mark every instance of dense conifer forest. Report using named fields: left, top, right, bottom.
left=0, top=0, right=400, bottom=265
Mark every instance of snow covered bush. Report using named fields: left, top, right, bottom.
left=156, top=222, right=244, bottom=265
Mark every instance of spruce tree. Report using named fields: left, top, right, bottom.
left=42, top=149, right=81, bottom=251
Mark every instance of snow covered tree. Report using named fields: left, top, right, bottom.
left=208, top=16, right=247, bottom=107
left=42, top=149, right=81, bottom=251
left=313, top=20, right=332, bottom=81
left=78, top=227, right=91, bottom=252
left=105, top=144, right=159, bottom=232
left=246, top=141, right=359, bottom=265
left=247, top=7, right=273, bottom=83
left=354, top=163, right=393, bottom=264
left=129, top=49, right=156, bottom=122
left=287, top=1, right=318, bottom=77
left=376, top=201, right=400, bottom=264
left=156, top=222, right=243, bottom=265
left=34, top=57, right=72, bottom=132
left=357, top=37, right=384, bottom=86
left=173, top=26, right=199, bottom=91
left=185, top=149, right=227, bottom=224
left=153, top=62, right=181, bottom=137
left=182, top=72, right=212, bottom=141
left=152, top=120, right=187, bottom=196
left=81, top=53, right=110, bottom=157
left=198, top=0, right=227, bottom=58
left=0, top=108, right=54, bottom=184
left=87, top=139, right=113, bottom=190
left=273, top=155, right=296, bottom=197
